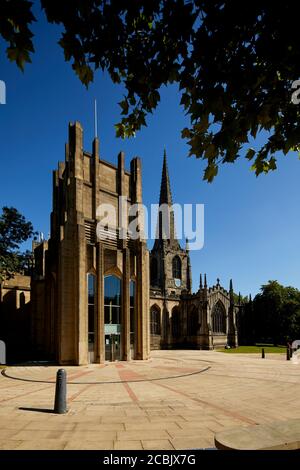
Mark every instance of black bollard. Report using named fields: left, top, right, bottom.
left=261, top=348, right=265, bottom=359
left=54, top=369, right=67, bottom=414
left=287, top=347, right=290, bottom=361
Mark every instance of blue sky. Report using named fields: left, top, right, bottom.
left=1, top=4, right=300, bottom=297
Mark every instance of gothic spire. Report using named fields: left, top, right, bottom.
left=204, top=273, right=207, bottom=289
left=152, top=149, right=180, bottom=251
left=200, top=273, right=203, bottom=289
left=159, top=148, right=173, bottom=206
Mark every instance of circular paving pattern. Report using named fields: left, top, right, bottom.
left=0, top=350, right=299, bottom=450
left=1, top=361, right=211, bottom=384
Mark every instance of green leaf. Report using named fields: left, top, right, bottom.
left=246, top=148, right=256, bottom=160
left=204, top=144, right=216, bottom=160
left=268, top=157, right=277, bottom=171
left=119, top=99, right=129, bottom=115
left=73, top=63, right=93, bottom=87
left=148, top=90, right=160, bottom=108
left=115, top=123, right=125, bottom=138
left=204, top=164, right=218, bottom=182
left=181, top=127, right=191, bottom=138
left=6, top=47, right=31, bottom=71
left=180, top=93, right=190, bottom=109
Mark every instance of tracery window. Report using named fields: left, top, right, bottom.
left=150, top=306, right=161, bottom=335
left=212, top=301, right=226, bottom=334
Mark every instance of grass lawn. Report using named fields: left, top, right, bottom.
left=218, top=345, right=286, bottom=354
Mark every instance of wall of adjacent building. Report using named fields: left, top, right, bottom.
left=0, top=275, right=31, bottom=361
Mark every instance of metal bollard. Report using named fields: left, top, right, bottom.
left=261, top=348, right=265, bottom=359
left=54, top=369, right=67, bottom=414
left=287, top=347, right=290, bottom=361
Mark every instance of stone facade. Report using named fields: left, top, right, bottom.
left=31, top=122, right=149, bottom=365
left=0, top=274, right=31, bottom=361
left=149, top=153, right=238, bottom=351
left=0, top=121, right=239, bottom=364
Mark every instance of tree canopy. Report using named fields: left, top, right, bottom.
left=0, top=206, right=35, bottom=281
left=2, top=1, right=300, bottom=180
left=239, top=281, right=300, bottom=345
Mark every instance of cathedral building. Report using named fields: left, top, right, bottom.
left=149, top=151, right=238, bottom=351
left=1, top=121, right=238, bottom=364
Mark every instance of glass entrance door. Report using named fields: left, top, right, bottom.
left=105, top=334, right=120, bottom=361
left=104, top=275, right=122, bottom=362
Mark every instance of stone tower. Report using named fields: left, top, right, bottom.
left=150, top=150, right=191, bottom=297
left=31, top=122, right=150, bottom=365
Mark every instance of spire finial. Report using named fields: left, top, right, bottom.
left=159, top=148, right=173, bottom=206
left=204, top=273, right=207, bottom=288
left=200, top=273, right=203, bottom=289
left=152, top=148, right=181, bottom=251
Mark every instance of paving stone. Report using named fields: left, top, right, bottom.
left=0, top=350, right=300, bottom=450
left=171, top=437, right=214, bottom=450
left=117, top=430, right=170, bottom=441
left=114, top=440, right=143, bottom=450
left=64, top=440, right=114, bottom=450
left=16, top=439, right=68, bottom=450
left=142, top=440, right=175, bottom=450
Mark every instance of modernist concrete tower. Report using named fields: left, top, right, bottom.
left=31, top=122, right=150, bottom=365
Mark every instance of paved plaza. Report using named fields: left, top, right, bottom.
left=0, top=350, right=299, bottom=450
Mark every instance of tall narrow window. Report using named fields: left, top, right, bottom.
left=172, top=256, right=181, bottom=280
left=212, top=301, right=226, bottom=333
left=104, top=275, right=121, bottom=325
left=130, top=280, right=136, bottom=353
left=104, top=275, right=121, bottom=361
left=88, top=274, right=96, bottom=348
left=150, top=306, right=161, bottom=335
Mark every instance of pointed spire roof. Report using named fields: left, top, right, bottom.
left=200, top=274, right=203, bottom=289
left=159, top=148, right=173, bottom=206
left=152, top=148, right=181, bottom=252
